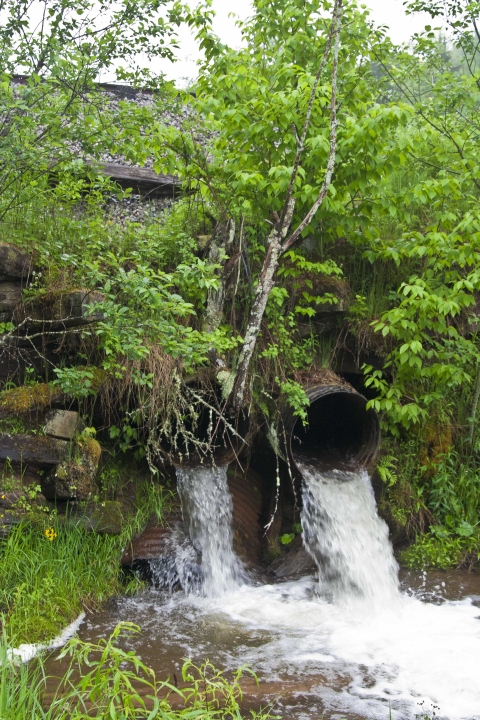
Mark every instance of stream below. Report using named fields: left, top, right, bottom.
left=71, top=461, right=480, bottom=720
left=76, top=568, right=480, bottom=720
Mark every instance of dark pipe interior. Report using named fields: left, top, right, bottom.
left=292, top=390, right=379, bottom=468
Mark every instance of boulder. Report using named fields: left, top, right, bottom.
left=0, top=434, right=69, bottom=464
left=0, top=511, right=22, bottom=539
left=0, top=490, right=23, bottom=508
left=44, top=410, right=81, bottom=440
left=0, top=489, right=47, bottom=510
left=0, top=281, right=22, bottom=320
left=44, top=462, right=93, bottom=500
left=0, top=243, right=32, bottom=279
left=42, top=437, right=101, bottom=500
left=78, top=501, right=125, bottom=535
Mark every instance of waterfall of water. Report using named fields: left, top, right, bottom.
left=298, top=459, right=400, bottom=609
left=175, top=465, right=245, bottom=597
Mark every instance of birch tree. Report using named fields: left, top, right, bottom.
left=154, top=0, right=411, bottom=409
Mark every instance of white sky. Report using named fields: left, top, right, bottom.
left=149, top=0, right=437, bottom=85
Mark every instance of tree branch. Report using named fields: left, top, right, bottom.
left=231, top=0, right=344, bottom=409
left=278, top=4, right=340, bottom=228
left=283, top=4, right=342, bottom=250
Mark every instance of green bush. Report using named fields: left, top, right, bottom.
left=400, top=532, right=480, bottom=570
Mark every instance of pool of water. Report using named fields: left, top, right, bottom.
left=71, top=568, right=480, bottom=720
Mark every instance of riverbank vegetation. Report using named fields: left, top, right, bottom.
left=1, top=0, right=480, bottom=649
left=0, top=479, right=168, bottom=645
left=1, top=622, right=271, bottom=719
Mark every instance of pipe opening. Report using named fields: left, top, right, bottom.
left=160, top=384, right=249, bottom=467
left=291, top=387, right=380, bottom=469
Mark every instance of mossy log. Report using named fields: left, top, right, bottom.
left=0, top=383, right=64, bottom=419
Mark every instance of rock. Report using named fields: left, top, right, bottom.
left=0, top=511, right=22, bottom=538
left=44, top=410, right=81, bottom=440
left=0, top=243, right=32, bottom=279
left=42, top=437, right=101, bottom=500
left=82, top=501, right=125, bottom=535
left=268, top=535, right=317, bottom=579
left=26, top=289, right=105, bottom=327
left=0, top=459, right=45, bottom=488
left=0, top=281, right=22, bottom=320
left=0, top=434, right=69, bottom=464
left=0, top=490, right=23, bottom=508
left=0, top=489, right=47, bottom=510
left=43, top=462, right=93, bottom=500
left=59, top=289, right=105, bottom=325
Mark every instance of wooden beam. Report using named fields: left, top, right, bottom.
left=98, top=164, right=181, bottom=197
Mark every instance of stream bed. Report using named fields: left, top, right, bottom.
left=73, top=568, right=480, bottom=720
left=48, top=463, right=480, bottom=720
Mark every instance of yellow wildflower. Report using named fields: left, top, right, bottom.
left=44, top=527, right=57, bottom=541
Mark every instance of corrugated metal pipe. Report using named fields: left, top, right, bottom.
left=160, top=382, right=249, bottom=468
left=283, top=378, right=380, bottom=470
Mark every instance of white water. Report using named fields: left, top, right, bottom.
left=131, top=461, right=480, bottom=718
left=175, top=465, right=245, bottom=597
left=299, top=460, right=400, bottom=611
left=215, top=578, right=480, bottom=720
left=8, top=612, right=85, bottom=664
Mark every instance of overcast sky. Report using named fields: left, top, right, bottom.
left=146, top=0, right=437, bottom=85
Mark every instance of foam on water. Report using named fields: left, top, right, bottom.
left=214, top=578, right=480, bottom=719
left=132, top=461, right=480, bottom=718
left=175, top=465, right=245, bottom=597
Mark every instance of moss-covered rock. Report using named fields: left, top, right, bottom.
left=42, top=438, right=102, bottom=501
left=71, top=500, right=125, bottom=535
left=0, top=383, right=64, bottom=419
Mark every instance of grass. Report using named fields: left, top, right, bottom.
left=0, top=622, right=272, bottom=720
left=0, top=482, right=171, bottom=646
left=0, top=519, right=124, bottom=645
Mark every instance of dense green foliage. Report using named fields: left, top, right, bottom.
left=2, top=0, right=480, bottom=579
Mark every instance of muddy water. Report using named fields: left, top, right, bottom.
left=73, top=569, right=480, bottom=720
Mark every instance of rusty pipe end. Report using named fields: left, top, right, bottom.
left=284, top=383, right=380, bottom=472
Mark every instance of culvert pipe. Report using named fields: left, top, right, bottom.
left=159, top=380, right=249, bottom=468
left=283, top=382, right=380, bottom=470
